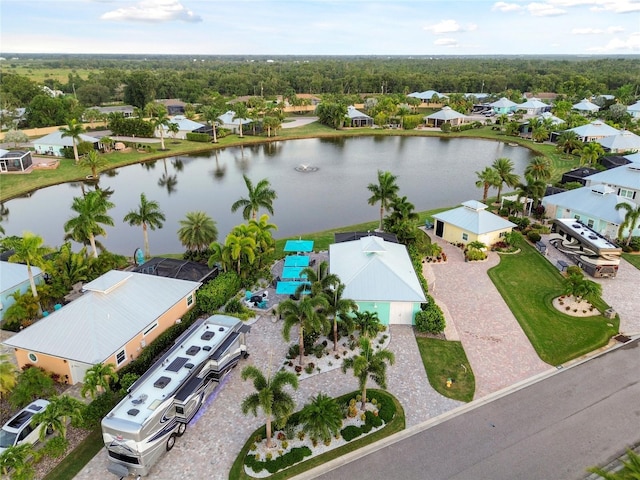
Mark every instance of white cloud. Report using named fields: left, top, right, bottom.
left=101, top=0, right=202, bottom=23
left=587, top=32, right=640, bottom=52
left=591, top=1, right=640, bottom=13
left=434, top=38, right=459, bottom=47
left=572, top=25, right=625, bottom=35
left=492, top=2, right=523, bottom=12
left=423, top=19, right=477, bottom=34
left=527, top=2, right=567, bottom=16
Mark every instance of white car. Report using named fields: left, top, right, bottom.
left=0, top=399, right=51, bottom=454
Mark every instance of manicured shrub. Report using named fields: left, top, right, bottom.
left=197, top=271, right=241, bottom=313
left=244, top=446, right=312, bottom=474
left=185, top=132, right=211, bottom=142
left=340, top=425, right=363, bottom=441
left=76, top=390, right=121, bottom=429
left=527, top=231, right=541, bottom=243
left=365, top=410, right=383, bottom=428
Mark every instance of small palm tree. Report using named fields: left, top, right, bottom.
left=298, top=392, right=343, bottom=443
left=524, top=157, right=552, bottom=182
left=231, top=175, right=277, bottom=220
left=177, top=211, right=218, bottom=253
left=323, top=280, right=357, bottom=352
left=280, top=295, right=329, bottom=366
left=588, top=449, right=640, bottom=479
left=232, top=103, right=249, bottom=138
left=32, top=394, right=84, bottom=440
left=225, top=232, right=256, bottom=275
left=241, top=365, right=298, bottom=449
left=353, top=310, right=382, bottom=339
left=615, top=202, right=640, bottom=246
left=492, top=157, right=520, bottom=203
left=564, top=273, right=602, bottom=300
left=81, top=363, right=119, bottom=400
left=152, top=109, right=172, bottom=150
left=60, top=119, right=85, bottom=164
left=202, top=105, right=224, bottom=143
left=342, top=337, right=395, bottom=410
left=0, top=443, right=35, bottom=479
left=578, top=142, right=604, bottom=166
left=123, top=193, right=166, bottom=259
left=64, top=190, right=115, bottom=258
left=79, top=150, right=108, bottom=179
left=475, top=166, right=502, bottom=202
left=367, top=170, right=400, bottom=231
left=7, top=232, right=51, bottom=316
left=0, top=354, right=18, bottom=399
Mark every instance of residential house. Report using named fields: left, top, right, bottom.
left=0, top=261, right=43, bottom=322
left=88, top=105, right=134, bottom=118
left=218, top=110, right=252, bottom=134
left=564, top=120, right=620, bottom=143
left=133, top=257, right=219, bottom=284
left=517, top=98, right=551, bottom=115
left=596, top=130, right=640, bottom=154
left=625, top=152, right=640, bottom=163
left=561, top=167, right=599, bottom=186
left=572, top=98, right=600, bottom=113
left=329, top=236, right=425, bottom=325
left=156, top=115, right=207, bottom=140
left=408, top=90, right=448, bottom=103
left=489, top=97, right=519, bottom=115
left=584, top=164, right=640, bottom=204
left=347, top=106, right=373, bottom=127
left=156, top=99, right=186, bottom=116
left=542, top=184, right=637, bottom=239
left=1, top=270, right=201, bottom=384
left=627, top=101, right=640, bottom=119
left=33, top=130, right=101, bottom=157
left=0, top=107, right=26, bottom=129
left=424, top=106, right=468, bottom=128
left=432, top=200, right=516, bottom=246
left=0, top=150, right=33, bottom=173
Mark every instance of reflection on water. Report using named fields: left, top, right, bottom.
left=2, top=137, right=534, bottom=255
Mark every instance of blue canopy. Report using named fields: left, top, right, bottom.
left=284, top=239, right=314, bottom=252
left=284, top=255, right=310, bottom=267
left=282, top=267, right=307, bottom=279
left=276, top=281, right=311, bottom=295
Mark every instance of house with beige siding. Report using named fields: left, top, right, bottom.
left=432, top=200, right=516, bottom=246
left=2, top=270, right=201, bottom=384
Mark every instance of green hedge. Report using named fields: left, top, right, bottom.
left=197, top=271, right=241, bottom=314
left=186, top=132, right=211, bottom=142
left=245, top=447, right=312, bottom=474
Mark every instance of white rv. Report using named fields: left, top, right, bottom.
left=101, top=315, right=250, bottom=477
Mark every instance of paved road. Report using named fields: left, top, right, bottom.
left=301, top=338, right=640, bottom=480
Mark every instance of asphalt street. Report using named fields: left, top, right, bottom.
left=302, top=339, right=640, bottom=480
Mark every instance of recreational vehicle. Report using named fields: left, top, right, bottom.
left=102, top=315, right=250, bottom=477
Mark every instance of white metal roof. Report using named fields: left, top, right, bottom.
left=518, top=98, right=548, bottom=109
left=162, top=116, right=204, bottom=131
left=2, top=271, right=201, bottom=364
left=218, top=111, right=251, bottom=125
left=627, top=101, right=640, bottom=113
left=408, top=90, right=447, bottom=100
left=329, top=237, right=425, bottom=303
left=573, top=98, right=600, bottom=111
left=490, top=97, right=517, bottom=108
left=542, top=185, right=634, bottom=224
left=0, top=261, right=43, bottom=294
left=347, top=106, right=371, bottom=120
left=424, top=106, right=467, bottom=121
left=432, top=202, right=516, bottom=235
left=624, top=152, right=640, bottom=163
left=32, top=130, right=100, bottom=147
left=566, top=120, right=619, bottom=138
left=585, top=164, right=640, bottom=191
left=597, top=130, right=640, bottom=152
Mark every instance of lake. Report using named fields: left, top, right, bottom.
left=2, top=136, right=535, bottom=255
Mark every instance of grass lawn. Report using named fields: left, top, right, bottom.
left=42, top=428, right=104, bottom=480
left=622, top=253, right=640, bottom=270
left=415, top=336, right=475, bottom=402
left=228, top=389, right=404, bottom=480
left=487, top=238, right=618, bottom=366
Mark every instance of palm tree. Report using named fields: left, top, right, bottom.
left=232, top=103, right=249, bottom=138
left=341, top=337, right=395, bottom=410
left=81, top=363, right=119, bottom=400
left=32, top=394, right=84, bottom=440
left=615, top=202, right=640, bottom=246
left=367, top=170, right=400, bottom=231
left=588, top=449, right=640, bottom=479
left=123, top=193, right=166, bottom=259
left=578, top=142, right=604, bottom=166
left=208, top=242, right=233, bottom=272
left=387, top=195, right=419, bottom=224
left=225, top=232, right=256, bottom=275
left=556, top=130, right=582, bottom=154
left=202, top=105, right=224, bottom=143
left=7, top=232, right=50, bottom=316
left=564, top=273, right=602, bottom=300
left=492, top=157, right=520, bottom=204
left=353, top=310, right=382, bottom=339
left=323, top=280, right=357, bottom=352
left=298, top=260, right=339, bottom=297
left=231, top=174, right=277, bottom=220
left=241, top=365, right=298, bottom=449
left=248, top=214, right=278, bottom=267
left=516, top=175, right=546, bottom=216
left=524, top=157, right=552, bottom=182
left=100, top=136, right=113, bottom=153
left=64, top=190, right=115, bottom=258
left=152, top=109, right=172, bottom=150
left=60, top=118, right=85, bottom=164
left=280, top=295, right=329, bottom=366
left=298, top=392, right=343, bottom=443
left=475, top=166, right=502, bottom=202
left=0, top=354, right=18, bottom=399
left=177, top=211, right=218, bottom=253
left=0, top=443, right=35, bottom=479
left=79, top=150, right=108, bottom=180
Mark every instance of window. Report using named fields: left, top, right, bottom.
left=116, top=349, right=126, bottom=366
left=587, top=219, right=594, bottom=228
left=187, top=294, right=194, bottom=307
left=27, top=352, right=38, bottom=363
left=574, top=215, right=580, bottom=221
left=462, top=233, right=468, bottom=241
left=499, top=231, right=506, bottom=238
left=143, top=322, right=157, bottom=336
left=619, top=189, right=635, bottom=199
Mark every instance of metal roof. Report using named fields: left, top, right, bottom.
left=424, top=106, right=468, bottom=121
left=0, top=261, right=43, bottom=294
left=490, top=97, right=517, bottom=108
left=218, top=111, right=251, bottom=125
left=162, top=115, right=204, bottom=131
left=542, top=185, right=634, bottom=225
left=2, top=271, right=201, bottom=364
left=573, top=98, right=600, bottom=112
left=432, top=202, right=516, bottom=235
left=597, top=130, right=640, bottom=152
left=408, top=90, right=447, bottom=100
left=566, top=120, right=619, bottom=138
left=518, top=98, right=548, bottom=109
left=329, top=237, right=425, bottom=303
left=347, top=106, right=371, bottom=120
left=585, top=164, right=640, bottom=191
left=624, top=152, right=640, bottom=163
left=32, top=130, right=100, bottom=146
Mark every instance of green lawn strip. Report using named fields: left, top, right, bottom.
left=414, top=336, right=475, bottom=402
left=622, top=253, right=640, bottom=270
left=228, top=389, right=405, bottom=480
left=487, top=239, right=618, bottom=366
left=42, top=428, right=104, bottom=480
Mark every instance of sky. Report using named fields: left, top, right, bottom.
left=1, top=0, right=639, bottom=56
